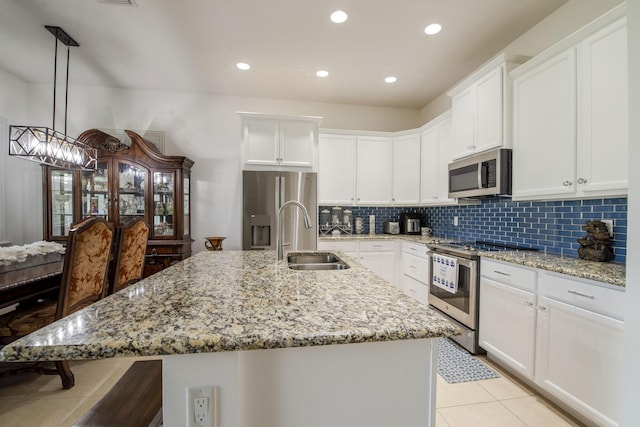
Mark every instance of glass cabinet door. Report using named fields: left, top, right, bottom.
left=118, top=162, right=147, bottom=224
left=50, top=169, right=74, bottom=237
left=81, top=162, right=110, bottom=220
left=153, top=171, right=175, bottom=238
left=183, top=175, right=190, bottom=236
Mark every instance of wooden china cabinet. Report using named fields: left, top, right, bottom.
left=42, top=129, right=194, bottom=278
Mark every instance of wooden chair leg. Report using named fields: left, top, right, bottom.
left=55, top=360, right=75, bottom=389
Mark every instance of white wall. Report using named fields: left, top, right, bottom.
left=623, top=0, right=640, bottom=424
left=2, top=81, right=420, bottom=251
left=0, top=69, right=43, bottom=246
left=419, top=0, right=625, bottom=123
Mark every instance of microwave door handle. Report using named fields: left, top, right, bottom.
left=480, top=162, right=488, bottom=188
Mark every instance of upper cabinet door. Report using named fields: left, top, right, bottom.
left=512, top=49, right=577, bottom=199
left=356, top=136, right=393, bottom=205
left=577, top=17, right=628, bottom=195
left=420, top=127, right=439, bottom=203
left=243, top=118, right=279, bottom=166
left=318, top=134, right=357, bottom=205
left=475, top=67, right=503, bottom=153
left=450, top=87, right=475, bottom=160
left=279, top=120, right=316, bottom=168
left=392, top=133, right=421, bottom=205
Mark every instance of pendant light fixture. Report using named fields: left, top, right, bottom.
left=9, top=26, right=97, bottom=170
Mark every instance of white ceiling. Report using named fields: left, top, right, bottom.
left=0, top=0, right=570, bottom=109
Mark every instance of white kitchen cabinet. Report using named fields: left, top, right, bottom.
left=318, top=132, right=393, bottom=206
left=317, top=239, right=397, bottom=286
left=479, top=259, right=538, bottom=379
left=356, top=136, right=393, bottom=205
left=535, top=272, right=624, bottom=427
left=480, top=257, right=625, bottom=427
left=448, top=54, right=528, bottom=160
left=318, top=134, right=357, bottom=205
left=358, top=240, right=397, bottom=285
left=240, top=113, right=321, bottom=170
left=392, top=133, right=421, bottom=205
left=512, top=10, right=627, bottom=200
left=420, top=111, right=457, bottom=205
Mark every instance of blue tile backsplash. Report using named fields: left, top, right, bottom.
left=320, top=197, right=627, bottom=264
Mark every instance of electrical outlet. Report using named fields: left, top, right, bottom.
left=602, top=219, right=614, bottom=237
left=187, top=386, right=217, bottom=427
left=453, top=216, right=459, bottom=227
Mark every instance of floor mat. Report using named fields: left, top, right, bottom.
left=437, top=338, right=500, bottom=384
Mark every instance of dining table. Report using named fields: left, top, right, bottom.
left=0, top=261, right=63, bottom=310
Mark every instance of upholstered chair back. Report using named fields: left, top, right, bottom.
left=109, top=219, right=149, bottom=294
left=56, top=217, right=115, bottom=318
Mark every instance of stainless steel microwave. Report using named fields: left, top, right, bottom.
left=448, top=148, right=512, bottom=198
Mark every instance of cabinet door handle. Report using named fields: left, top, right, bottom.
left=577, top=178, right=587, bottom=184
left=538, top=306, right=547, bottom=312
left=568, top=290, right=595, bottom=299
left=494, top=270, right=511, bottom=277
left=562, top=180, right=573, bottom=187
left=523, top=301, right=534, bottom=308
left=410, top=247, right=417, bottom=251
left=409, top=265, right=417, bottom=269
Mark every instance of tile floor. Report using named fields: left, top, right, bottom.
left=0, top=355, right=584, bottom=427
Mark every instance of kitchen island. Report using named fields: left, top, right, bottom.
left=0, top=250, right=457, bottom=427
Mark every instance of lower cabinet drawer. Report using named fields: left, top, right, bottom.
left=402, top=275, right=428, bottom=305
left=481, top=259, right=537, bottom=292
left=540, top=271, right=625, bottom=320
left=359, top=240, right=396, bottom=252
left=402, top=252, right=429, bottom=283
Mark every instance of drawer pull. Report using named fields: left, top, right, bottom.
left=373, top=245, right=383, bottom=248
left=568, top=290, right=595, bottom=299
left=409, top=265, right=416, bottom=269
left=494, top=270, right=511, bottom=277
left=410, top=247, right=417, bottom=251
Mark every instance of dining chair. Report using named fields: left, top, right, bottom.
left=109, top=218, right=149, bottom=294
left=0, top=217, right=115, bottom=389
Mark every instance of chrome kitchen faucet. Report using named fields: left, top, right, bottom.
left=276, top=200, right=312, bottom=261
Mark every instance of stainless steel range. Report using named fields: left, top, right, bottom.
left=426, top=239, right=537, bottom=354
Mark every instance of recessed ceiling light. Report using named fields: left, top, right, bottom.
left=330, top=10, right=348, bottom=24
left=236, top=62, right=251, bottom=71
left=424, top=23, right=442, bottom=35
left=316, top=70, right=329, bottom=78
left=384, top=76, right=397, bottom=84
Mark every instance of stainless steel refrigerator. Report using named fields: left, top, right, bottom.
left=242, top=171, right=317, bottom=251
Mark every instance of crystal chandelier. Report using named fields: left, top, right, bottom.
left=9, top=26, right=97, bottom=170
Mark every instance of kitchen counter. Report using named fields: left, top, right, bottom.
left=479, top=251, right=626, bottom=288
left=320, top=234, right=626, bottom=287
left=0, top=250, right=457, bottom=362
left=0, top=250, right=456, bottom=426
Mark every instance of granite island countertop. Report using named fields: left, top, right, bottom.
left=320, top=234, right=626, bottom=287
left=0, top=250, right=458, bottom=362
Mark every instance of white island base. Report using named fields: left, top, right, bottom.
left=163, top=338, right=438, bottom=427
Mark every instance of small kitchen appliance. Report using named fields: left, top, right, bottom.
left=383, top=221, right=400, bottom=234
left=399, top=213, right=421, bottom=235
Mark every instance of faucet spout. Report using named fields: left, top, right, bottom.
left=276, top=200, right=312, bottom=261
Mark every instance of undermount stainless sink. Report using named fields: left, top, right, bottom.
left=287, top=252, right=350, bottom=271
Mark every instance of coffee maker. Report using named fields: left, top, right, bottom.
left=400, top=213, right=421, bottom=235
